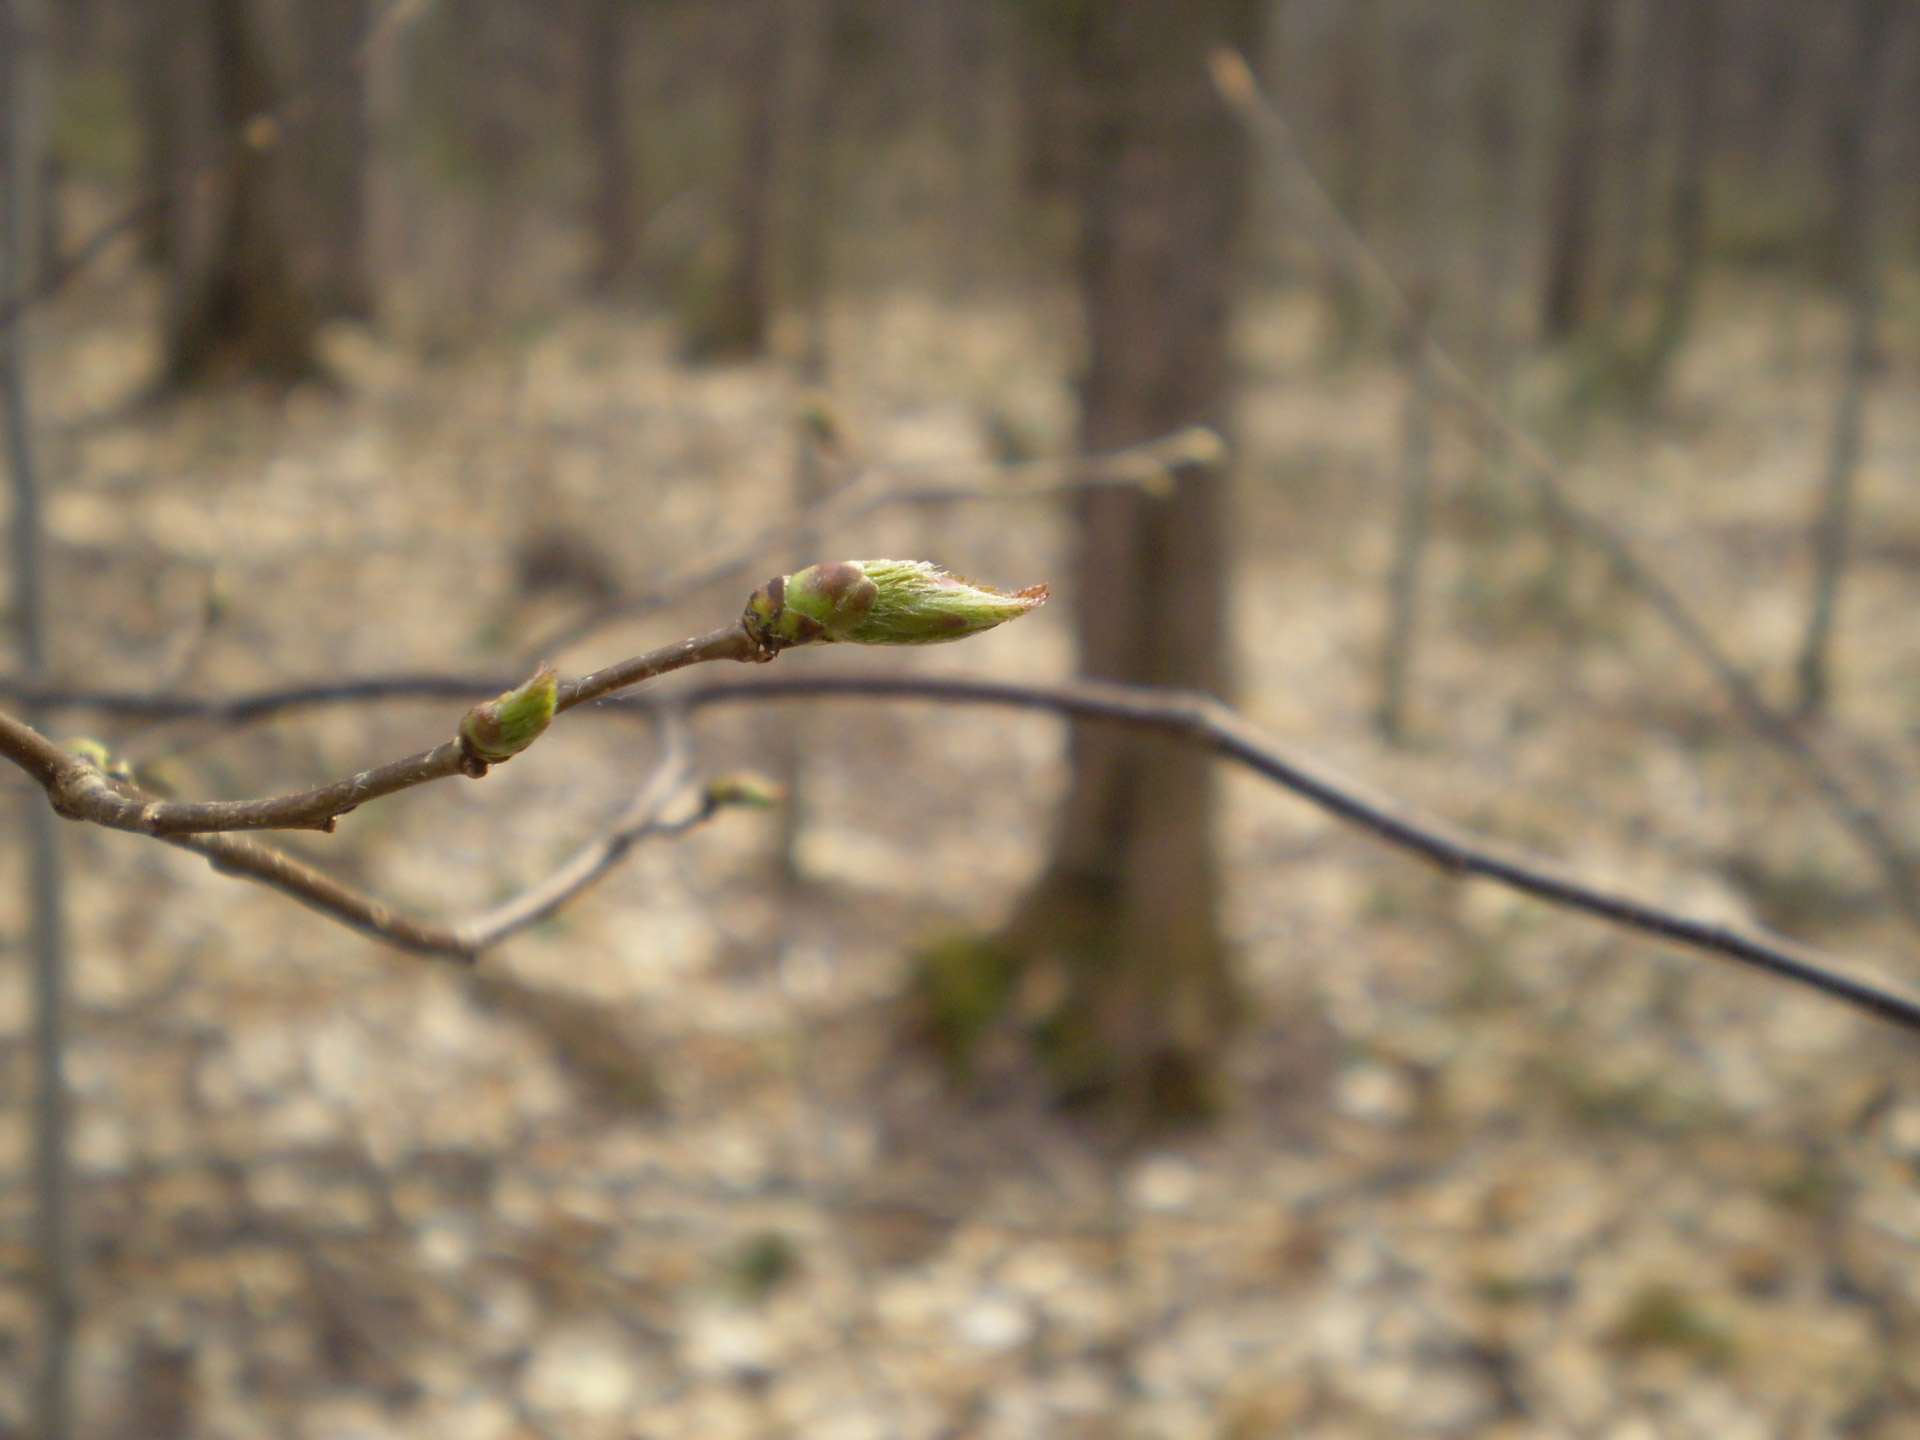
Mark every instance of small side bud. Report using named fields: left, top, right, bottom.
left=742, top=560, right=1045, bottom=657
left=459, top=662, right=558, bottom=773
left=64, top=738, right=113, bottom=769
left=64, top=737, right=136, bottom=782
left=704, top=771, right=783, bottom=811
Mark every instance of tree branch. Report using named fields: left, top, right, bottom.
left=519, top=426, right=1213, bottom=660
left=7, top=659, right=1918, bottom=1032
left=1209, top=49, right=1920, bottom=933
left=656, top=670, right=1920, bottom=1035
left=156, top=710, right=705, bottom=960
left=0, top=624, right=754, bottom=837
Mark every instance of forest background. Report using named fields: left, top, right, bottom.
left=7, top=0, right=1920, bottom=1437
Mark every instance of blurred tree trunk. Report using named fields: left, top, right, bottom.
left=679, top=0, right=780, bottom=361
left=1601, top=0, right=1661, bottom=320
left=580, top=0, right=640, bottom=292
left=1539, top=0, right=1616, bottom=341
left=994, top=0, right=1258, bottom=1129
left=1318, top=0, right=1378, bottom=355
left=294, top=0, right=372, bottom=320
left=1794, top=0, right=1895, bottom=718
left=1636, top=0, right=1714, bottom=390
left=145, top=0, right=321, bottom=386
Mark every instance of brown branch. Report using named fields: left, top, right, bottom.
left=9, top=659, right=1918, bottom=1033
left=454, top=710, right=696, bottom=951
left=1209, top=49, right=1920, bottom=932
left=0, top=625, right=754, bottom=837
left=655, top=670, right=1920, bottom=1035
left=157, top=711, right=703, bottom=960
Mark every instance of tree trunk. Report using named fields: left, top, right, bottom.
left=1539, top=0, right=1616, bottom=342
left=295, top=0, right=372, bottom=320
left=1638, top=0, right=1715, bottom=388
left=679, top=0, right=781, bottom=362
left=147, top=0, right=322, bottom=387
left=1793, top=0, right=1895, bottom=718
left=993, top=0, right=1258, bottom=1130
left=580, top=0, right=639, bottom=293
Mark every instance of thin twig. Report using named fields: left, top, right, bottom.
left=655, top=670, right=1920, bottom=1035
left=1209, top=48, right=1920, bottom=931
left=0, top=625, right=754, bottom=837
left=8, top=659, right=1919, bottom=1033
left=159, top=710, right=702, bottom=959
left=519, top=427, right=1214, bottom=660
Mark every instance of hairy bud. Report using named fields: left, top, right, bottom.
left=458, top=662, right=559, bottom=774
left=742, top=560, right=1047, bottom=658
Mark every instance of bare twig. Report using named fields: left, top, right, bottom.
left=7, top=658, right=1920, bottom=1032
left=655, top=670, right=1920, bottom=1035
left=454, top=709, right=695, bottom=950
left=0, top=625, right=754, bottom=837
left=159, top=710, right=703, bottom=958
left=1377, top=309, right=1436, bottom=742
left=1209, top=48, right=1920, bottom=931
left=520, top=427, right=1211, bottom=660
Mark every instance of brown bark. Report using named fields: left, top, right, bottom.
left=679, top=0, right=781, bottom=362
left=996, top=0, right=1258, bottom=1129
left=294, top=0, right=373, bottom=320
left=1794, top=0, right=1896, bottom=718
left=1639, top=0, right=1715, bottom=386
left=1540, top=0, right=1617, bottom=342
left=581, top=0, right=640, bottom=292
left=146, top=0, right=322, bottom=387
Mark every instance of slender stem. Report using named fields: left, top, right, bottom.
left=0, top=624, right=753, bottom=837
left=10, top=656, right=1920, bottom=1038
left=159, top=713, right=699, bottom=959
left=519, top=428, right=1214, bottom=661
left=664, top=671, right=1920, bottom=1035
left=1377, top=311, right=1435, bottom=742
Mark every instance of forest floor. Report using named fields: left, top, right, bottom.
left=5, top=264, right=1920, bottom=1440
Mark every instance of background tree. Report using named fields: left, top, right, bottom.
left=578, top=0, right=642, bottom=294
left=291, top=0, right=373, bottom=321
left=1539, top=0, right=1617, bottom=342
left=141, top=0, right=324, bottom=386
left=933, top=0, right=1260, bottom=1130
left=677, top=0, right=782, bottom=361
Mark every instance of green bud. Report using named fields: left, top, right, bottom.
left=704, top=771, right=784, bottom=811
left=64, top=738, right=113, bottom=769
left=63, top=737, right=136, bottom=782
left=459, top=662, right=558, bottom=770
left=742, top=560, right=1047, bottom=656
